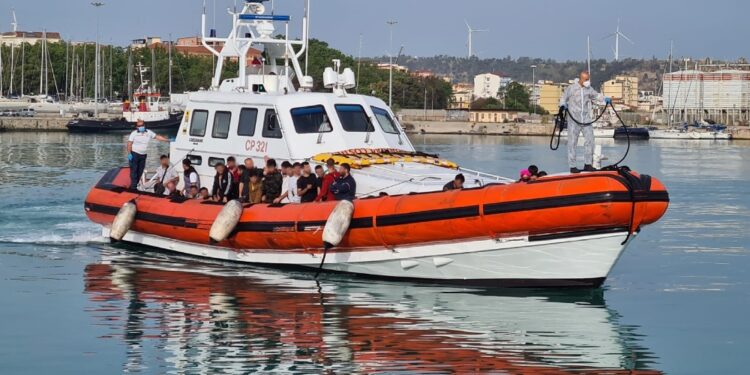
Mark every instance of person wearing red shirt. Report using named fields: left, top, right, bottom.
left=315, top=158, right=339, bottom=202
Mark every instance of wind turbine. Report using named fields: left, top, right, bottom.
left=11, top=9, right=18, bottom=32
left=602, top=19, right=634, bottom=61
left=465, top=20, right=487, bottom=58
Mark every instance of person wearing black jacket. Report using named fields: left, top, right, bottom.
left=330, top=163, right=356, bottom=201
left=211, top=163, right=233, bottom=203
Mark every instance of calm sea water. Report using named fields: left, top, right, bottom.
left=1, top=131, right=748, bottom=374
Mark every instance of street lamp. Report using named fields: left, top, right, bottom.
left=92, top=1, right=105, bottom=117
left=387, top=20, right=398, bottom=108
left=530, top=64, right=537, bottom=115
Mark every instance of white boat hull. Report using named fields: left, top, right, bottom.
left=650, top=129, right=732, bottom=140
left=561, top=128, right=615, bottom=138
left=105, top=227, right=632, bottom=287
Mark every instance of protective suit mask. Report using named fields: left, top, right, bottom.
left=583, top=80, right=591, bottom=88
left=137, top=126, right=146, bottom=133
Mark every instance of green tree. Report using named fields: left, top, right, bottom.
left=504, top=81, right=530, bottom=111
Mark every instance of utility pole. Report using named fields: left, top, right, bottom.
left=356, top=33, right=362, bottom=94
left=168, top=33, right=173, bottom=95
left=92, top=1, right=105, bottom=117
left=387, top=20, right=397, bottom=108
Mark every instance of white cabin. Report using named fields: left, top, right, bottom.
left=169, top=0, right=508, bottom=197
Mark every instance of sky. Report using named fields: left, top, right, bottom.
left=1, top=0, right=748, bottom=61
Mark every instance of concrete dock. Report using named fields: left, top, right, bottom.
left=2, top=116, right=750, bottom=139
left=0, top=117, right=70, bottom=132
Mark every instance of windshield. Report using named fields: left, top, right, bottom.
left=335, top=104, right=374, bottom=132
left=371, top=107, right=400, bottom=134
left=290, top=105, right=333, bottom=134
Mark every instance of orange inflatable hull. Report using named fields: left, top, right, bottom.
left=84, top=167, right=669, bottom=253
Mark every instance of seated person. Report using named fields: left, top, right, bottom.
left=198, top=187, right=211, bottom=200
left=185, top=185, right=200, bottom=199
left=519, top=169, right=532, bottom=183
left=211, top=163, right=233, bottom=203
left=528, top=165, right=539, bottom=177
left=149, top=154, right=179, bottom=195
left=182, top=159, right=201, bottom=196
left=443, top=174, right=465, bottom=191
left=330, top=163, right=356, bottom=201
left=165, top=180, right=181, bottom=197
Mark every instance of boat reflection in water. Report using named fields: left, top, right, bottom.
left=84, top=248, right=661, bottom=374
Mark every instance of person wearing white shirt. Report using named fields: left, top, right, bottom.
left=127, top=119, right=170, bottom=190
left=147, top=155, right=179, bottom=195
left=274, top=162, right=302, bottom=204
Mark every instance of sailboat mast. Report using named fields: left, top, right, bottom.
left=127, top=47, right=133, bottom=99
left=20, top=35, right=24, bottom=96
left=9, top=43, right=14, bottom=95
left=168, top=33, right=172, bottom=95
left=0, top=44, right=3, bottom=97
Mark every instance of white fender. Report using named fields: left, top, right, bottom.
left=110, top=201, right=137, bottom=241
left=322, top=200, right=355, bottom=249
left=209, top=200, right=243, bottom=243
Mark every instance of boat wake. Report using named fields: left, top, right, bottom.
left=0, top=222, right=106, bottom=246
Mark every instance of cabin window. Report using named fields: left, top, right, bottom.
left=371, top=106, right=399, bottom=134
left=186, top=154, right=203, bottom=166
left=335, top=104, right=374, bottom=133
left=237, top=108, right=258, bottom=136
left=290, top=105, right=333, bottom=134
left=208, top=157, right=225, bottom=167
left=189, top=110, right=209, bottom=137
left=211, top=111, right=232, bottom=139
left=262, top=109, right=282, bottom=139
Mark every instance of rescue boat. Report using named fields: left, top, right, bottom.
left=83, top=1, right=669, bottom=287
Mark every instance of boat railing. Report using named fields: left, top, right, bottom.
left=458, top=167, right=515, bottom=184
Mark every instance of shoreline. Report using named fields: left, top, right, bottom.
left=2, top=117, right=750, bottom=139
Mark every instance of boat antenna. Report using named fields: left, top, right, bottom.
left=304, top=0, right=310, bottom=75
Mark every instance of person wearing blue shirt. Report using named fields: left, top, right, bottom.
left=330, top=163, right=356, bottom=201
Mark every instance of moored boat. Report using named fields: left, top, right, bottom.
left=67, top=63, right=182, bottom=133
left=82, top=1, right=669, bottom=287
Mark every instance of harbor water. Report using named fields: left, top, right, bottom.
left=1, top=132, right=748, bottom=374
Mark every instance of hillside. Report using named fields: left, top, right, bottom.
left=387, top=55, right=670, bottom=92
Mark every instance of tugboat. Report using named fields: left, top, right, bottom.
left=67, top=63, right=182, bottom=133
left=83, top=1, right=669, bottom=287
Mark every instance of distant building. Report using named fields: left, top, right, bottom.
left=637, top=92, right=663, bottom=113
left=663, top=69, right=750, bottom=123
left=130, top=37, right=162, bottom=49
left=411, top=70, right=434, bottom=78
left=473, top=73, right=510, bottom=99
left=602, top=75, right=639, bottom=109
left=537, top=81, right=568, bottom=114
left=376, top=63, right=408, bottom=73
left=450, top=83, right=473, bottom=109
left=469, top=108, right=519, bottom=123
left=0, top=31, right=62, bottom=46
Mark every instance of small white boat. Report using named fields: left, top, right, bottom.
left=650, top=127, right=732, bottom=140
left=560, top=126, right=615, bottom=138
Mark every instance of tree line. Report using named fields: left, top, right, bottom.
left=0, top=38, right=452, bottom=110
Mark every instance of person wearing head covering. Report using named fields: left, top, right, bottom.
left=559, top=71, right=611, bottom=174
left=519, top=169, right=532, bottom=183
left=126, top=119, right=170, bottom=190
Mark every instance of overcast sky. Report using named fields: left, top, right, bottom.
left=2, top=0, right=747, bottom=61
